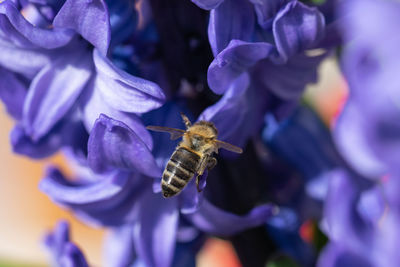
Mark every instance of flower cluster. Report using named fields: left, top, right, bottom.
left=0, top=0, right=398, bottom=266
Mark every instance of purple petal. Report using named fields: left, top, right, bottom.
left=208, top=0, right=255, bottom=56
left=59, top=243, right=89, bottom=267
left=254, top=52, right=325, bottom=100
left=208, top=40, right=274, bottom=94
left=0, top=38, right=51, bottom=78
left=0, top=0, right=74, bottom=48
left=324, top=170, right=373, bottom=251
left=191, top=0, right=224, bottom=10
left=249, top=0, right=289, bottom=29
left=273, top=1, right=325, bottom=62
left=0, top=67, right=27, bottom=120
left=87, top=114, right=161, bottom=177
left=179, top=178, right=203, bottom=214
left=40, top=167, right=129, bottom=204
left=200, top=72, right=249, bottom=141
left=22, top=48, right=92, bottom=141
left=317, top=242, right=373, bottom=267
left=133, top=188, right=178, bottom=267
left=53, top=0, right=110, bottom=55
left=104, top=226, right=136, bottom=267
left=333, top=101, right=387, bottom=178
left=93, top=49, right=165, bottom=113
left=187, top=199, right=277, bottom=236
left=10, top=124, right=62, bottom=158
left=43, top=220, right=70, bottom=258
left=80, top=80, right=153, bottom=150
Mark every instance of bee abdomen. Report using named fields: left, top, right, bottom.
left=161, top=147, right=200, bottom=198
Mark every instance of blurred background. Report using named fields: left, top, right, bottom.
left=0, top=57, right=346, bottom=266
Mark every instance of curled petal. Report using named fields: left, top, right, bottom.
left=200, top=72, right=249, bottom=142
left=273, top=1, right=325, bottom=62
left=87, top=114, right=161, bottom=177
left=255, top=52, right=325, bottom=100
left=324, top=170, right=374, bottom=251
left=249, top=0, right=289, bottom=29
left=40, top=167, right=129, bottom=204
left=133, top=188, right=178, bottom=267
left=10, top=124, right=62, bottom=158
left=333, top=101, right=387, bottom=178
left=93, top=49, right=165, bottom=113
left=0, top=38, right=51, bottom=78
left=0, top=0, right=74, bottom=48
left=0, top=67, right=26, bottom=120
left=187, top=199, right=277, bottom=236
left=53, top=0, right=110, bottom=55
left=59, top=243, right=89, bottom=267
left=22, top=48, right=92, bottom=141
left=80, top=81, right=153, bottom=149
left=43, top=220, right=70, bottom=258
left=208, top=0, right=255, bottom=56
left=191, top=0, right=224, bottom=10
left=208, top=40, right=274, bottom=94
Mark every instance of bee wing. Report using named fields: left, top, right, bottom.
left=215, top=140, right=243, bottom=154
left=146, top=126, right=185, bottom=140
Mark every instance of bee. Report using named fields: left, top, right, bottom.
left=147, top=113, right=243, bottom=198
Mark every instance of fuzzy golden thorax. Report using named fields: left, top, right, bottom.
left=180, top=121, right=218, bottom=154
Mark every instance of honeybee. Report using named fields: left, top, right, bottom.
left=147, top=113, right=243, bottom=198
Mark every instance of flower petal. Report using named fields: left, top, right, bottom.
left=87, top=114, right=161, bottom=177
left=0, top=67, right=27, bottom=120
left=208, top=40, right=274, bottom=94
left=255, top=52, right=325, bottom=100
left=191, top=0, right=224, bottom=10
left=104, top=226, right=136, bottom=267
left=80, top=80, right=153, bottom=149
left=333, top=101, right=387, bottom=178
left=187, top=199, right=277, bottom=236
left=179, top=178, right=203, bottom=214
left=273, top=1, right=325, bottom=62
left=249, top=0, right=289, bottom=29
left=324, top=170, right=374, bottom=251
left=317, top=242, right=373, bottom=267
left=40, top=167, right=129, bottom=204
left=93, top=49, right=165, bottom=113
left=133, top=188, right=178, bottom=267
left=0, top=38, right=50, bottom=78
left=200, top=72, right=249, bottom=142
left=0, top=0, right=74, bottom=48
left=53, top=0, right=110, bottom=55
left=208, top=0, right=255, bottom=56
left=10, top=124, right=62, bottom=158
left=59, top=243, right=89, bottom=267
left=22, top=48, right=92, bottom=141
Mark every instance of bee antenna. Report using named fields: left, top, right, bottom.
left=180, top=112, right=192, bottom=129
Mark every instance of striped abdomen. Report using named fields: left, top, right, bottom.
left=161, top=147, right=200, bottom=198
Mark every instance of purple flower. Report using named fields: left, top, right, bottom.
left=39, top=103, right=278, bottom=267
left=199, top=0, right=327, bottom=147
left=0, top=0, right=165, bottom=158
left=43, top=220, right=89, bottom=267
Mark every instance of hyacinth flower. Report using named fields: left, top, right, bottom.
left=43, top=220, right=89, bottom=267
left=40, top=102, right=278, bottom=266
left=318, top=0, right=400, bottom=266
left=0, top=0, right=165, bottom=159
left=196, top=0, right=328, bottom=148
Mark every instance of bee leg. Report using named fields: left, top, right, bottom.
left=207, top=157, right=217, bottom=170
left=196, top=175, right=202, bottom=192
left=180, top=112, right=192, bottom=129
